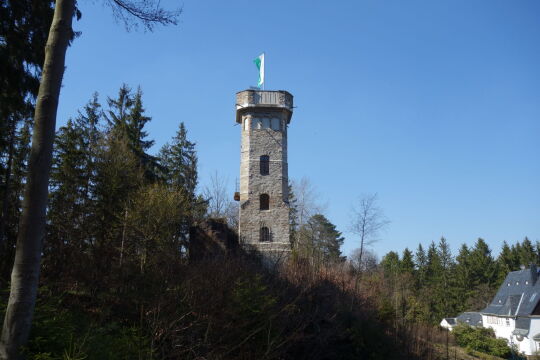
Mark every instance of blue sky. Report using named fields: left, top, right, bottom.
left=56, top=0, right=539, bottom=259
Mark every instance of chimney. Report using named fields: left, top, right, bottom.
left=530, top=263, right=538, bottom=285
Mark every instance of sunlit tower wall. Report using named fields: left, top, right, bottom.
left=235, top=90, right=294, bottom=260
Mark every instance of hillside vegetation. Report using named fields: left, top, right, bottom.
left=0, top=85, right=529, bottom=359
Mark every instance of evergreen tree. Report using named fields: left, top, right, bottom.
left=454, top=243, right=472, bottom=312
left=1, top=2, right=179, bottom=355
left=400, top=248, right=415, bottom=275
left=381, top=251, right=400, bottom=277
left=0, top=0, right=53, bottom=258
left=497, top=241, right=518, bottom=283
left=436, top=237, right=456, bottom=318
left=46, top=94, right=102, bottom=280
left=519, top=237, right=536, bottom=267
left=466, top=238, right=498, bottom=310
left=536, top=241, right=540, bottom=265
left=158, top=122, right=203, bottom=246
left=159, top=122, right=198, bottom=197
left=0, top=118, right=32, bottom=280
left=288, top=181, right=299, bottom=247
left=106, top=85, right=157, bottom=180
left=415, top=243, right=428, bottom=289
left=468, top=238, right=497, bottom=288
left=297, top=214, right=345, bottom=264
left=426, top=241, right=442, bottom=286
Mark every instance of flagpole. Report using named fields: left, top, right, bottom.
left=263, top=52, right=265, bottom=90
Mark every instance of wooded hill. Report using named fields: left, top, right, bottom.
left=377, top=237, right=540, bottom=326
left=0, top=85, right=432, bottom=359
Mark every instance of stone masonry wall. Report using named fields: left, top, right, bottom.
left=236, top=90, right=293, bottom=257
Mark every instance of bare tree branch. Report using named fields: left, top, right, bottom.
left=291, top=177, right=327, bottom=226
left=349, top=193, right=389, bottom=300
left=108, top=0, right=182, bottom=31
left=203, top=171, right=237, bottom=229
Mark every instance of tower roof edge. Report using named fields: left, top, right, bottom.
left=235, top=90, right=294, bottom=124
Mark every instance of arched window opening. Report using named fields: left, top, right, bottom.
left=260, top=193, right=269, bottom=210
left=260, top=226, right=271, bottom=242
left=260, top=155, right=269, bottom=175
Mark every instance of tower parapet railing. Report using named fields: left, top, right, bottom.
left=235, top=90, right=293, bottom=123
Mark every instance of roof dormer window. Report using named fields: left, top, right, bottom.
left=516, top=281, right=520, bottom=286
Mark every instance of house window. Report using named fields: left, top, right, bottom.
left=260, top=226, right=270, bottom=242
left=260, top=155, right=269, bottom=175
left=260, top=194, right=269, bottom=210
left=506, top=318, right=510, bottom=326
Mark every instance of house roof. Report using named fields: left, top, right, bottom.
left=443, top=318, right=457, bottom=325
left=457, top=312, right=483, bottom=327
left=482, top=265, right=540, bottom=317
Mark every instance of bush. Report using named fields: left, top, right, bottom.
left=1, top=289, right=152, bottom=360
left=453, top=324, right=512, bottom=358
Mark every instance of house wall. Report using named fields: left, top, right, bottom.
left=519, top=318, right=540, bottom=355
left=482, top=314, right=515, bottom=340
left=482, top=315, right=540, bottom=355
left=440, top=319, right=453, bottom=330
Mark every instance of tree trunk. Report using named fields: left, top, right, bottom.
left=0, top=0, right=74, bottom=358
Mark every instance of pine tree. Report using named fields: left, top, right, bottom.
left=1, top=2, right=180, bottom=356
left=288, top=181, right=299, bottom=247
left=159, top=122, right=198, bottom=197
left=158, top=122, right=202, bottom=247
left=298, top=214, right=345, bottom=264
left=0, top=118, right=32, bottom=280
left=454, top=243, right=472, bottom=312
left=469, top=238, right=497, bottom=288
left=497, top=241, right=518, bottom=283
left=415, top=244, right=428, bottom=289
left=400, top=248, right=415, bottom=275
left=466, top=238, right=498, bottom=310
left=381, top=251, right=400, bottom=277
left=46, top=94, right=102, bottom=280
left=0, top=0, right=53, bottom=256
left=519, top=237, right=536, bottom=267
left=107, top=85, right=159, bottom=181
left=436, top=237, right=456, bottom=318
left=426, top=241, right=442, bottom=286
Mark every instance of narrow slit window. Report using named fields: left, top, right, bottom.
left=260, top=226, right=270, bottom=242
left=260, top=194, right=269, bottom=210
left=260, top=155, right=269, bottom=175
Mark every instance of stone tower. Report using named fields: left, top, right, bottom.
left=235, top=89, right=294, bottom=259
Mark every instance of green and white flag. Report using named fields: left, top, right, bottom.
left=253, top=53, right=265, bottom=88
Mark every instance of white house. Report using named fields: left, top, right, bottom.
left=440, top=312, right=483, bottom=331
left=444, top=265, right=540, bottom=356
